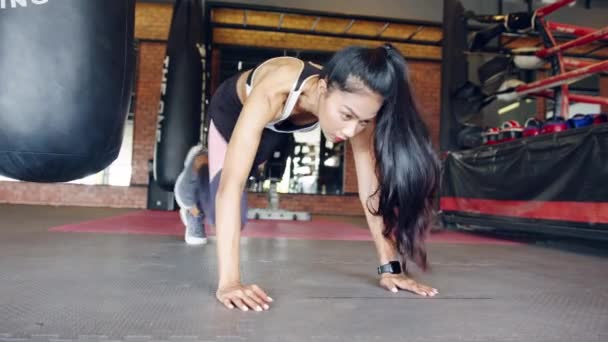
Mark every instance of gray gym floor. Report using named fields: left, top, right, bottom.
left=1, top=204, right=607, bottom=342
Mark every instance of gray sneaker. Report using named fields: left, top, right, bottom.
left=180, top=207, right=207, bottom=245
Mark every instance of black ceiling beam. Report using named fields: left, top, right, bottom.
left=206, top=1, right=443, bottom=28
left=406, top=26, right=425, bottom=40
left=213, top=22, right=442, bottom=47
left=310, top=17, right=320, bottom=32
left=376, top=23, right=390, bottom=37
left=214, top=43, right=442, bottom=62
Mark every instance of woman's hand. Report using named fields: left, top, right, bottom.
left=216, top=282, right=273, bottom=312
left=379, top=273, right=439, bottom=297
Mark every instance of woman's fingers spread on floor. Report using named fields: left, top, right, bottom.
left=380, top=274, right=439, bottom=297
left=250, top=284, right=271, bottom=309
left=222, top=299, right=235, bottom=309
left=244, top=288, right=269, bottom=310
left=238, top=294, right=263, bottom=312
left=230, top=297, right=249, bottom=312
left=217, top=283, right=272, bottom=312
left=396, top=279, right=438, bottom=297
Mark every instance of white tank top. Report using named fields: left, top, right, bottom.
left=245, top=57, right=321, bottom=133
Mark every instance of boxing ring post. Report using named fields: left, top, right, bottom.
left=536, top=18, right=607, bottom=118
left=507, top=60, right=608, bottom=99
left=536, top=26, right=608, bottom=59
left=548, top=22, right=608, bottom=42
left=531, top=90, right=608, bottom=107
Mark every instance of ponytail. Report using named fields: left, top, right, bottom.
left=323, top=44, right=440, bottom=270
left=372, top=44, right=440, bottom=271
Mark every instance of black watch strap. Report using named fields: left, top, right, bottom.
left=377, top=261, right=402, bottom=275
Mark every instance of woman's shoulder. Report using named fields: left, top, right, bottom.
left=264, top=57, right=323, bottom=74
left=260, top=56, right=305, bottom=69
left=249, top=56, right=305, bottom=89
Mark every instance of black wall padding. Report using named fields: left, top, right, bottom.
left=439, top=0, right=469, bottom=151
left=153, top=0, right=204, bottom=191
left=443, top=124, right=608, bottom=202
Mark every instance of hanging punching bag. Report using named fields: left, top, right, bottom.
left=0, top=0, right=136, bottom=183
left=154, top=0, right=204, bottom=191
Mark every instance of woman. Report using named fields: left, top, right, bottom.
left=175, top=44, right=440, bottom=312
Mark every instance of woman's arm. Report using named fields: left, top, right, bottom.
left=214, top=61, right=301, bottom=311
left=349, top=125, right=398, bottom=264
left=215, top=83, right=280, bottom=287
left=349, top=126, right=438, bottom=297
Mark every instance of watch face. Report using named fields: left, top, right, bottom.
left=388, top=261, right=401, bottom=274
left=378, top=262, right=401, bottom=274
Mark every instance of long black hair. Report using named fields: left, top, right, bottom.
left=321, top=44, right=440, bottom=270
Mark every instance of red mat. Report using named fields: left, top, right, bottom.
left=49, top=210, right=521, bottom=245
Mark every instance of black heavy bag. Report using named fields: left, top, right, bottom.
left=0, top=0, right=136, bottom=182
left=154, top=0, right=204, bottom=191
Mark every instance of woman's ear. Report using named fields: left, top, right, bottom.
left=317, top=78, right=328, bottom=96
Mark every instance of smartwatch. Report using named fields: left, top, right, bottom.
left=377, top=261, right=402, bottom=275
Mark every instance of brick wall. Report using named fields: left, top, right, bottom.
left=249, top=193, right=364, bottom=216
left=343, top=142, right=358, bottom=194
left=0, top=182, right=147, bottom=208
left=0, top=3, right=441, bottom=216
left=131, top=43, right=167, bottom=186
left=408, top=61, right=442, bottom=148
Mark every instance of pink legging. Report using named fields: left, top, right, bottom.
left=201, top=119, right=248, bottom=226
